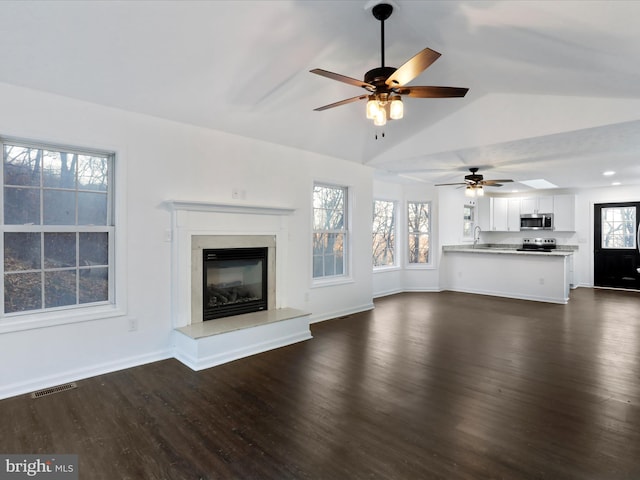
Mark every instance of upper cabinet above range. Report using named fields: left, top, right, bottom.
left=520, top=196, right=554, bottom=215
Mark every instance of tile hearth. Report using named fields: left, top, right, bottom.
left=173, top=308, right=312, bottom=371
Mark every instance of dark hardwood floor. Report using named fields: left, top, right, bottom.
left=2, top=288, right=640, bottom=479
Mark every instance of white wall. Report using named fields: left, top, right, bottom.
left=0, top=82, right=374, bottom=399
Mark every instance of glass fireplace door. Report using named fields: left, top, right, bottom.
left=203, top=247, right=268, bottom=320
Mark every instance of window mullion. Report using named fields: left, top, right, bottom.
left=2, top=139, right=113, bottom=316
left=40, top=231, right=45, bottom=310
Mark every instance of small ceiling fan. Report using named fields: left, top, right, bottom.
left=310, top=3, right=468, bottom=126
left=435, top=168, right=514, bottom=197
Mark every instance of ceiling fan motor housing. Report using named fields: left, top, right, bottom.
left=364, top=66, right=396, bottom=89
left=465, top=167, right=483, bottom=183
left=371, top=3, right=393, bottom=22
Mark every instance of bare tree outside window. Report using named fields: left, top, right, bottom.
left=3, top=140, right=114, bottom=315
left=313, top=184, right=347, bottom=278
left=408, top=201, right=431, bottom=264
left=373, top=200, right=396, bottom=267
left=601, top=207, right=636, bottom=249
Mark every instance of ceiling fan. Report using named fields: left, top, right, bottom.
left=435, top=168, right=514, bottom=197
left=310, top=3, right=468, bottom=126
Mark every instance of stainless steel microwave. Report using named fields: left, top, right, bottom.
left=520, top=213, right=553, bottom=230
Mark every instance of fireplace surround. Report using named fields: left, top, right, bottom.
left=165, top=200, right=311, bottom=371
left=191, top=234, right=276, bottom=325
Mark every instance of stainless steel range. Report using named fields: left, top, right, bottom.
left=517, top=238, right=557, bottom=252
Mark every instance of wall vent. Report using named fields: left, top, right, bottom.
left=31, top=382, right=77, bottom=399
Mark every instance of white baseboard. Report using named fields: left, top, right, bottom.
left=308, top=302, right=374, bottom=324
left=0, top=349, right=173, bottom=401
left=398, top=287, right=443, bottom=293
left=372, top=288, right=403, bottom=299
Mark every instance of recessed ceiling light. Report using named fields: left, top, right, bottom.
left=603, top=171, right=616, bottom=176
left=612, top=181, right=621, bottom=186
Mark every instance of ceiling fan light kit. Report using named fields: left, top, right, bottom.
left=466, top=185, right=484, bottom=197
left=311, top=3, right=468, bottom=127
left=367, top=94, right=403, bottom=125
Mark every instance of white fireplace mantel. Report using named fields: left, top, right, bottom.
left=163, top=200, right=295, bottom=216
left=165, top=199, right=297, bottom=328
left=165, top=198, right=311, bottom=372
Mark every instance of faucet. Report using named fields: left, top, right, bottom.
left=473, top=225, right=482, bottom=247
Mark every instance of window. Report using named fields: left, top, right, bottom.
left=2, top=139, right=114, bottom=315
left=372, top=199, right=396, bottom=267
left=601, top=206, right=636, bottom=249
left=463, top=204, right=475, bottom=239
left=407, top=201, right=431, bottom=264
left=313, top=183, right=347, bottom=279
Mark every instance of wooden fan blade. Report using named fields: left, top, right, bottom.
left=395, top=86, right=469, bottom=98
left=313, top=94, right=368, bottom=111
left=310, top=69, right=375, bottom=91
left=482, top=179, right=514, bottom=185
left=435, top=182, right=468, bottom=186
left=385, top=48, right=441, bottom=87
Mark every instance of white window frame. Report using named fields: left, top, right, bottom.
left=372, top=199, right=398, bottom=270
left=462, top=203, right=476, bottom=240
left=312, top=182, right=350, bottom=285
left=0, top=136, right=126, bottom=333
left=406, top=200, right=433, bottom=268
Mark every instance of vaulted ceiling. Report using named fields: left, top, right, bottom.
left=2, top=1, right=640, bottom=190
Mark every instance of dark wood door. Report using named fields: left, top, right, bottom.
left=594, top=201, right=640, bottom=289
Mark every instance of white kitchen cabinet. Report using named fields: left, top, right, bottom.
left=476, top=196, right=491, bottom=231
left=553, top=194, right=576, bottom=231
left=520, top=196, right=554, bottom=214
left=491, top=197, right=508, bottom=231
left=486, top=197, right=520, bottom=231
left=508, top=198, right=521, bottom=231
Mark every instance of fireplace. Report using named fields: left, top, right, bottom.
left=187, top=233, right=277, bottom=326
left=202, top=247, right=268, bottom=320
left=164, top=201, right=310, bottom=372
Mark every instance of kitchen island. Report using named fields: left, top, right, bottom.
left=441, top=245, right=575, bottom=304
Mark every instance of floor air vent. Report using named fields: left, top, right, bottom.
left=31, top=382, right=77, bottom=399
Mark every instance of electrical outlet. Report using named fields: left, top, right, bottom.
left=539, top=278, right=545, bottom=285
left=128, top=317, right=138, bottom=332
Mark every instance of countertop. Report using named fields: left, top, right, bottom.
left=443, top=244, right=576, bottom=256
